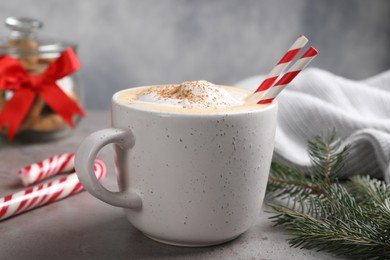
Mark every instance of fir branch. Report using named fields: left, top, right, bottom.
left=307, top=132, right=348, bottom=185
left=347, top=175, right=390, bottom=205
left=266, top=133, right=390, bottom=259
left=267, top=162, right=313, bottom=198
left=347, top=175, right=390, bottom=232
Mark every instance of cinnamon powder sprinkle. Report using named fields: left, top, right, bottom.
left=140, top=80, right=228, bottom=107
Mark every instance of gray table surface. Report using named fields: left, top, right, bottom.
left=0, top=111, right=339, bottom=260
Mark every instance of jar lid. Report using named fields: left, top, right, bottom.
left=0, top=17, right=76, bottom=58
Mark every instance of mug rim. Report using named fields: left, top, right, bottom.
left=112, top=86, right=277, bottom=117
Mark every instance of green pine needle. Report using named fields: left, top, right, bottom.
left=266, top=133, right=390, bottom=259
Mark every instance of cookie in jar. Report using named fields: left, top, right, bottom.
left=0, top=17, right=84, bottom=142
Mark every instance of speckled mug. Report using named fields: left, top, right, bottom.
left=75, top=87, right=278, bottom=247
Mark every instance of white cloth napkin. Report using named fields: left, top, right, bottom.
left=235, top=68, right=390, bottom=183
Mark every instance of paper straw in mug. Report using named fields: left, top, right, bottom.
left=245, top=35, right=308, bottom=104
left=257, top=46, right=318, bottom=104
left=0, top=154, right=106, bottom=221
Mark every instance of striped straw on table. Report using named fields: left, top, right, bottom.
left=0, top=153, right=106, bottom=221
left=18, top=153, right=75, bottom=186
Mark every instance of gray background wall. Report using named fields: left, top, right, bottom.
left=0, top=0, right=389, bottom=109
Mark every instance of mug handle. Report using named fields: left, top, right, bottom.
left=75, top=128, right=142, bottom=209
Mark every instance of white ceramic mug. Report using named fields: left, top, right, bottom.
left=75, top=87, right=278, bottom=247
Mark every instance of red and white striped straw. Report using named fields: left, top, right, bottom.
left=257, top=46, right=318, bottom=104
left=18, top=153, right=75, bottom=186
left=0, top=153, right=106, bottom=221
left=246, top=35, right=308, bottom=104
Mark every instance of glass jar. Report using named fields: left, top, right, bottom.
left=0, top=17, right=84, bottom=142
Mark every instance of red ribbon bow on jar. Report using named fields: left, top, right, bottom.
left=0, top=48, right=85, bottom=140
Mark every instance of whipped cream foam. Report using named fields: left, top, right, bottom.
left=135, top=80, right=244, bottom=109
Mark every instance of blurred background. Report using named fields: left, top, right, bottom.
left=0, top=0, right=389, bottom=109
